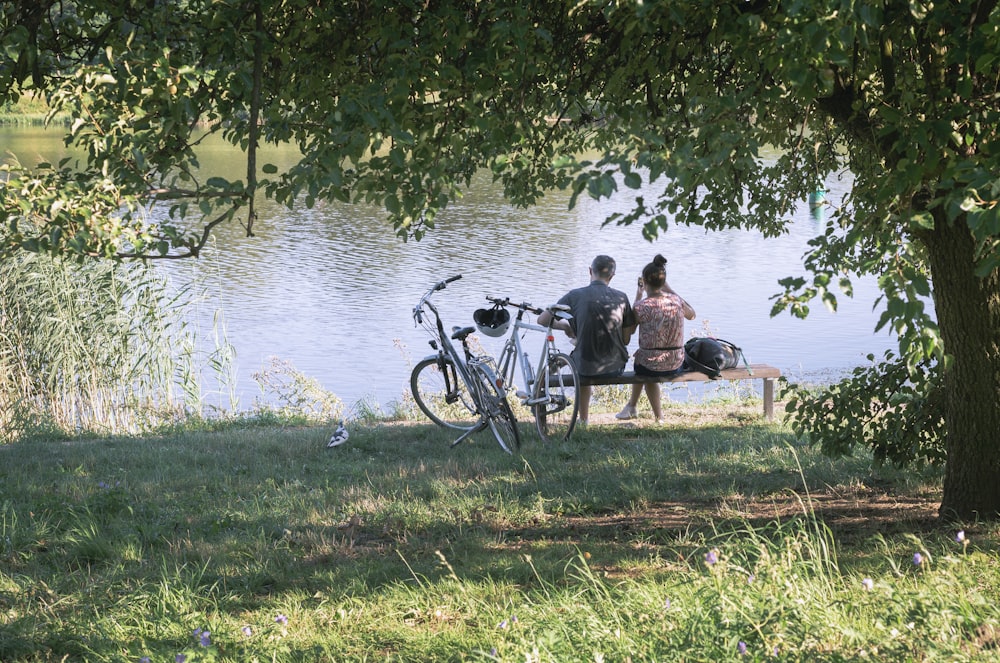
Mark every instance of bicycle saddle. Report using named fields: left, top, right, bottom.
left=451, top=326, right=476, bottom=340
left=548, top=304, right=573, bottom=320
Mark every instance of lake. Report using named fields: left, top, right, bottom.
left=2, top=127, right=901, bottom=413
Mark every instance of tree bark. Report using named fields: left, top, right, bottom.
left=926, top=213, right=1000, bottom=520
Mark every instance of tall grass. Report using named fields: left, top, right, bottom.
left=0, top=94, right=60, bottom=126
left=0, top=252, right=221, bottom=441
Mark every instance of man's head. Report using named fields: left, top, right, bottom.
left=590, top=255, right=616, bottom=282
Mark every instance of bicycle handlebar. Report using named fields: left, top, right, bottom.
left=414, top=274, right=463, bottom=325
left=437, top=274, right=462, bottom=290
left=486, top=296, right=573, bottom=321
left=485, top=295, right=543, bottom=316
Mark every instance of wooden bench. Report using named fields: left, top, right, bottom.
left=577, top=364, right=782, bottom=420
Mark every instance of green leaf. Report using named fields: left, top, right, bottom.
left=385, top=194, right=400, bottom=214
left=908, top=212, right=934, bottom=230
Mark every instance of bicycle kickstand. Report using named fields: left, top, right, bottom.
left=450, top=419, right=490, bottom=448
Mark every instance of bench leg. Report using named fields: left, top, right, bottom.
left=763, top=378, right=775, bottom=420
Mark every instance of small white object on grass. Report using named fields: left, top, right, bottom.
left=327, top=421, right=349, bottom=448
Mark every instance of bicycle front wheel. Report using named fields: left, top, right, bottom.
left=533, top=352, right=580, bottom=442
left=471, top=362, right=521, bottom=454
left=410, top=356, right=478, bottom=430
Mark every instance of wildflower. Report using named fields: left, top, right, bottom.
left=704, top=549, right=719, bottom=566
left=490, top=648, right=498, bottom=658
left=738, top=641, right=747, bottom=655
left=664, top=598, right=671, bottom=610
left=176, top=656, right=187, bottom=663
left=498, top=619, right=508, bottom=629
left=140, top=658, right=151, bottom=663
left=956, top=530, right=966, bottom=543
left=912, top=552, right=923, bottom=567
left=242, top=625, right=253, bottom=637
left=199, top=631, right=211, bottom=647
left=275, top=614, right=289, bottom=625
left=747, top=574, right=755, bottom=584
left=862, top=578, right=874, bottom=591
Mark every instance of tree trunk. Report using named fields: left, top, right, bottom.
left=926, top=214, right=1000, bottom=520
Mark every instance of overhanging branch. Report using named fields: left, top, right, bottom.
left=244, top=0, right=264, bottom=238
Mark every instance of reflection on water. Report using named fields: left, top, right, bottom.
left=2, top=128, right=902, bottom=411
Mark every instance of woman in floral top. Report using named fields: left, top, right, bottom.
left=616, top=254, right=696, bottom=423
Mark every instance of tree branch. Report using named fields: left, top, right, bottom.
left=244, top=0, right=264, bottom=238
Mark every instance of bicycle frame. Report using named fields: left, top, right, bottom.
left=412, top=277, right=521, bottom=452
left=414, top=278, right=478, bottom=400
left=489, top=297, right=571, bottom=405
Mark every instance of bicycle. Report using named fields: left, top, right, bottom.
left=409, top=275, right=521, bottom=454
left=481, top=296, right=581, bottom=442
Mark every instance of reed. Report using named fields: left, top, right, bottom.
left=0, top=252, right=202, bottom=441
left=0, top=94, right=60, bottom=126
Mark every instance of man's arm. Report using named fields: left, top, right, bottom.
left=621, top=322, right=635, bottom=345
left=538, top=309, right=575, bottom=337
left=621, top=299, right=637, bottom=345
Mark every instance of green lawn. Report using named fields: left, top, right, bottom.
left=1, top=403, right=996, bottom=662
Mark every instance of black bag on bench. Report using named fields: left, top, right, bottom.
left=683, top=337, right=746, bottom=379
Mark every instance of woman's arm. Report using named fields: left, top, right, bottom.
left=664, top=280, right=695, bottom=320
left=680, top=298, right=696, bottom=320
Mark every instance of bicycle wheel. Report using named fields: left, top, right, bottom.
left=410, top=356, right=478, bottom=430
left=471, top=362, right=521, bottom=454
left=533, top=352, right=579, bottom=442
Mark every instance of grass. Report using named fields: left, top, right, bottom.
left=2, top=403, right=997, bottom=662
left=0, top=94, right=58, bottom=125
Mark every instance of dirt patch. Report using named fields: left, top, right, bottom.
left=545, top=486, right=941, bottom=546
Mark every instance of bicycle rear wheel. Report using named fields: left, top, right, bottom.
left=533, top=352, right=579, bottom=442
left=410, top=356, right=478, bottom=430
left=471, top=362, right=521, bottom=454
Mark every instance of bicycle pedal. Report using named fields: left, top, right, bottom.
left=515, top=390, right=529, bottom=399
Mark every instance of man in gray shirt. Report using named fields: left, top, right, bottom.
left=539, top=255, right=636, bottom=425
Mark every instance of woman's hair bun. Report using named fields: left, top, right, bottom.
left=652, top=254, right=667, bottom=267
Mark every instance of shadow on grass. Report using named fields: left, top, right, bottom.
left=0, top=410, right=956, bottom=648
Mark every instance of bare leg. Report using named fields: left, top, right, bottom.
left=579, top=384, right=592, bottom=423
left=616, top=383, right=642, bottom=419
left=645, top=383, right=662, bottom=421
left=627, top=383, right=643, bottom=409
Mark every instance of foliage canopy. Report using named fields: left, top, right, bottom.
left=3, top=0, right=1000, bottom=518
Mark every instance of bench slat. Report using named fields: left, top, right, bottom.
left=578, top=364, right=781, bottom=385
